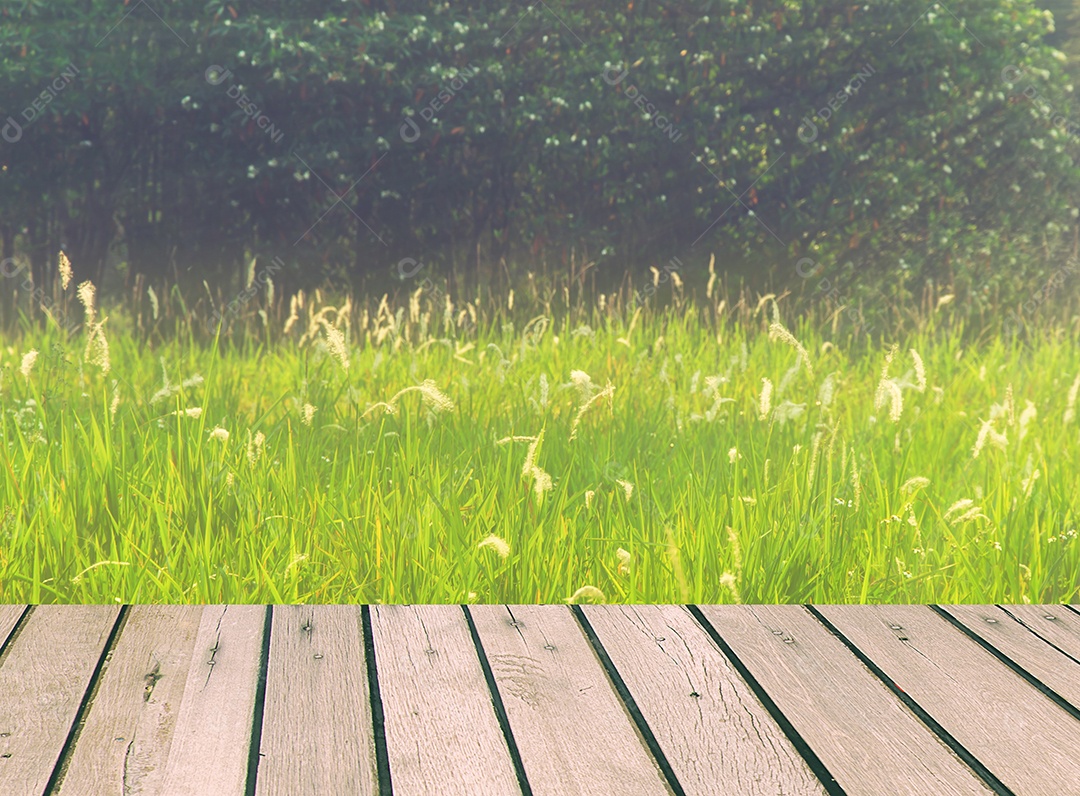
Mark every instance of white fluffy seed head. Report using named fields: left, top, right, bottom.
left=565, top=585, right=605, bottom=604
left=20, top=349, right=38, bottom=379
left=478, top=534, right=511, bottom=559
left=901, top=476, right=931, bottom=494
left=209, top=426, right=229, bottom=443
left=768, top=322, right=813, bottom=377
left=759, top=377, right=773, bottom=420
left=910, top=349, right=926, bottom=392
left=1065, top=372, right=1080, bottom=425
left=58, top=251, right=73, bottom=290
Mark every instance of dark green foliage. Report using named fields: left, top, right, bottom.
left=1, top=0, right=1078, bottom=317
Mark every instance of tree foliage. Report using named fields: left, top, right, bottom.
left=1, top=0, right=1078, bottom=315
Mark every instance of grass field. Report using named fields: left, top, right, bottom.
left=1, top=283, right=1078, bottom=604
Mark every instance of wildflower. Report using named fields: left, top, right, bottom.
left=616, top=548, right=631, bottom=575
left=302, top=403, right=317, bottom=426
left=585, top=489, right=595, bottom=509
left=176, top=407, right=203, bottom=419
left=20, top=349, right=38, bottom=379
left=565, top=585, right=605, bottom=604
left=728, top=447, right=739, bottom=463
left=759, top=377, right=773, bottom=420
left=58, top=251, right=73, bottom=290
left=209, top=426, right=230, bottom=443
left=478, top=534, right=511, bottom=559
left=616, top=479, right=634, bottom=501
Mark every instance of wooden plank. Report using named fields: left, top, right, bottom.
left=820, top=604, right=1080, bottom=794
left=157, top=605, right=267, bottom=796
left=583, top=604, right=825, bottom=794
left=255, top=605, right=377, bottom=796
left=370, top=605, right=519, bottom=796
left=940, top=605, right=1080, bottom=708
left=470, top=604, right=670, bottom=795
left=55, top=605, right=204, bottom=796
left=0, top=605, right=120, bottom=796
left=0, top=606, right=25, bottom=650
left=1002, top=604, right=1080, bottom=661
left=697, top=605, right=993, bottom=795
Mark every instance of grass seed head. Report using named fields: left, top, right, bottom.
left=58, top=251, right=73, bottom=290
left=478, top=534, right=511, bottom=559
left=20, top=349, right=38, bottom=379
left=565, top=585, right=605, bottom=604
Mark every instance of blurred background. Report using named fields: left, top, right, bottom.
left=2, top=0, right=1080, bottom=332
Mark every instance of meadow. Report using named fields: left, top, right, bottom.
left=1, top=276, right=1078, bottom=605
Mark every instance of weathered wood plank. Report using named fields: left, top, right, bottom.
left=157, top=605, right=267, bottom=796
left=939, top=605, right=1080, bottom=709
left=0, top=605, right=120, bottom=796
left=697, top=605, right=992, bottom=796
left=0, top=606, right=25, bottom=651
left=584, top=604, right=825, bottom=794
left=54, top=605, right=204, bottom=796
left=370, top=605, right=519, bottom=796
left=255, top=605, right=377, bottom=796
left=1002, top=604, right=1080, bottom=661
left=470, top=604, right=670, bottom=795
left=820, top=604, right=1080, bottom=794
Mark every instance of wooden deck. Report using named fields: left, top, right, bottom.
left=0, top=605, right=1078, bottom=795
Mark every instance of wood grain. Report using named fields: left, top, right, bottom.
left=1002, top=604, right=1080, bottom=661
left=820, top=604, right=1080, bottom=794
left=698, top=605, right=992, bottom=796
left=54, top=605, right=203, bottom=795
left=939, top=604, right=1080, bottom=708
left=470, top=604, right=670, bottom=796
left=584, top=604, right=825, bottom=795
left=157, top=605, right=267, bottom=796
left=0, top=605, right=120, bottom=796
left=370, top=605, right=519, bottom=796
left=255, top=605, right=377, bottom=796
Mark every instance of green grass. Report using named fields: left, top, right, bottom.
left=1, top=289, right=1078, bottom=604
